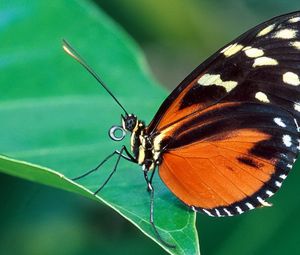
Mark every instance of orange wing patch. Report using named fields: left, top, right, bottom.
left=159, top=129, right=280, bottom=216
left=155, top=77, right=200, bottom=130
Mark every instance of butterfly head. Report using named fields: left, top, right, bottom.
left=108, top=114, right=139, bottom=142
left=121, top=114, right=138, bottom=132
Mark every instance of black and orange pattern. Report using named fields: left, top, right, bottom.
left=143, top=11, right=300, bottom=216
left=67, top=11, right=300, bottom=220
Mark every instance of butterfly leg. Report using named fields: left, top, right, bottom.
left=72, top=146, right=135, bottom=181
left=146, top=168, right=156, bottom=192
left=144, top=171, right=176, bottom=248
left=93, top=146, right=133, bottom=195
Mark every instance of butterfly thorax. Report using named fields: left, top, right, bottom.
left=122, top=115, right=161, bottom=171
left=130, top=121, right=155, bottom=169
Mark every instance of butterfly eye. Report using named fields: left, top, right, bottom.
left=109, top=125, right=126, bottom=141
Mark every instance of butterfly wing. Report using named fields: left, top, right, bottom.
left=158, top=102, right=299, bottom=216
left=148, top=11, right=300, bottom=216
left=147, top=11, right=300, bottom=135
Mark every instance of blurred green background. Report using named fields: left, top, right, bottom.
left=2, top=1, right=300, bottom=254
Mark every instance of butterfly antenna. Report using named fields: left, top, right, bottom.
left=62, top=39, right=129, bottom=115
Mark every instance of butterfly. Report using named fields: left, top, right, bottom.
left=63, top=11, right=300, bottom=247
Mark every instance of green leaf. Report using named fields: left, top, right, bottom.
left=0, top=0, right=199, bottom=254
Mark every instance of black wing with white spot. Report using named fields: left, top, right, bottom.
left=147, top=11, right=300, bottom=218
left=148, top=11, right=300, bottom=132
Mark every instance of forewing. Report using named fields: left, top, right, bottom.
left=147, top=11, right=300, bottom=135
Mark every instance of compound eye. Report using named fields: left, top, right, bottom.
left=109, top=126, right=126, bottom=141
left=126, top=118, right=136, bottom=131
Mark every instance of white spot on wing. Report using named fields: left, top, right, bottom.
left=289, top=17, right=300, bottom=23
left=280, top=174, right=287, bottom=180
left=246, top=202, right=255, bottom=210
left=221, top=44, right=233, bottom=53
left=198, top=74, right=238, bottom=92
left=223, top=208, right=233, bottom=216
left=203, top=209, right=214, bottom=217
left=275, top=181, right=282, bottom=187
left=294, top=118, right=300, bottom=133
left=266, top=190, right=274, bottom=197
left=257, top=196, right=272, bottom=207
left=282, top=135, right=292, bottom=147
left=198, top=74, right=220, bottom=86
left=236, top=206, right=243, bottom=214
left=273, top=117, right=286, bottom=127
left=294, top=103, right=300, bottom=112
left=221, top=43, right=244, bottom=57
left=255, top=92, right=270, bottom=103
left=282, top=134, right=292, bottom=147
left=290, top=41, right=300, bottom=50
left=273, top=29, right=297, bottom=39
left=287, top=164, right=293, bottom=169
left=257, top=24, right=275, bottom=37
left=283, top=72, right=300, bottom=86
left=243, top=46, right=251, bottom=51
left=215, top=209, right=222, bottom=217
left=253, top=57, right=278, bottom=67
left=243, top=47, right=264, bottom=58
